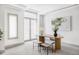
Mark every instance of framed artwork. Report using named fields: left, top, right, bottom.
left=59, top=16, right=72, bottom=31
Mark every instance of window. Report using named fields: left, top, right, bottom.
left=24, top=11, right=37, bottom=40
left=31, top=20, right=37, bottom=39
left=8, top=14, right=18, bottom=39
left=24, top=18, right=30, bottom=40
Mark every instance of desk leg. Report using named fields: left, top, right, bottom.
left=33, top=42, right=34, bottom=50
left=55, top=38, right=61, bottom=51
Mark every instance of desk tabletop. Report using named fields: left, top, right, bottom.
left=39, top=35, right=63, bottom=39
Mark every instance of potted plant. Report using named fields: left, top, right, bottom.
left=0, top=29, right=3, bottom=40
left=51, top=17, right=64, bottom=37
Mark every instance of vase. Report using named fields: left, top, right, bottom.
left=54, top=30, right=57, bottom=37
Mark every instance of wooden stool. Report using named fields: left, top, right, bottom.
left=40, top=43, right=50, bottom=55
left=33, top=41, right=42, bottom=51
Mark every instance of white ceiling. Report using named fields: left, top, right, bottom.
left=25, top=4, right=73, bottom=14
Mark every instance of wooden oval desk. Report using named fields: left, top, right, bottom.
left=39, top=35, right=63, bottom=51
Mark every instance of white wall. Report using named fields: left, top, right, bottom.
left=0, top=5, right=24, bottom=47
left=39, top=15, right=45, bottom=35
left=0, top=5, right=5, bottom=51
left=44, top=5, right=79, bottom=45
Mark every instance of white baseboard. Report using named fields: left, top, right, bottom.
left=62, top=41, right=79, bottom=47
left=5, top=42, right=24, bottom=49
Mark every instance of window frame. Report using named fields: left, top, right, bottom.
left=8, top=13, right=18, bottom=39
left=24, top=10, right=37, bottom=19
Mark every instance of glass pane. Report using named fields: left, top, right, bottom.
left=31, top=20, right=37, bottom=39
left=8, top=14, right=18, bottom=38
left=24, top=18, right=30, bottom=40
left=24, top=11, right=37, bottom=19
